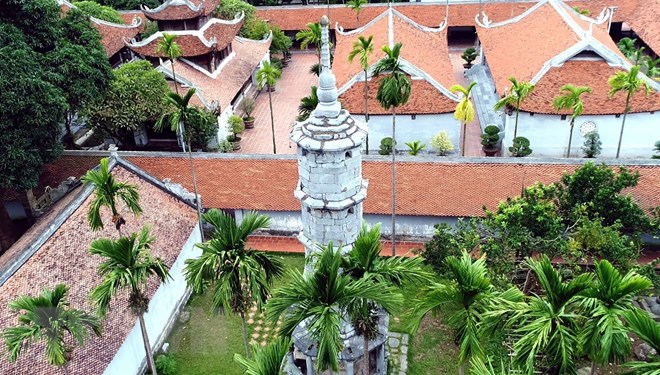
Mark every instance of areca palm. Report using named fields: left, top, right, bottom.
left=296, top=85, right=318, bottom=121
left=295, top=22, right=322, bottom=65
left=234, top=336, right=291, bottom=375
left=256, top=61, right=282, bottom=154
left=81, top=157, right=142, bottom=236
left=266, top=243, right=402, bottom=373
left=156, top=89, right=204, bottom=239
left=493, top=77, right=535, bottom=140
left=184, top=209, right=284, bottom=359
left=155, top=33, right=182, bottom=94
left=451, top=82, right=477, bottom=156
left=373, top=43, right=411, bottom=256
left=347, top=0, right=368, bottom=26
left=622, top=308, right=660, bottom=375
left=3, top=284, right=101, bottom=375
left=553, top=84, right=592, bottom=157
left=343, top=223, right=432, bottom=372
left=348, top=35, right=374, bottom=154
left=578, top=260, right=652, bottom=375
left=89, top=226, right=170, bottom=375
left=608, top=65, right=651, bottom=158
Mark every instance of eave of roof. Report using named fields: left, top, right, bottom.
left=141, top=0, right=219, bottom=21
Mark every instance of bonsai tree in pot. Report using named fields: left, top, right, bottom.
left=239, top=97, right=256, bottom=129
left=461, top=47, right=479, bottom=69
left=509, top=136, right=532, bottom=157
left=228, top=115, right=245, bottom=151
left=481, top=125, right=500, bottom=157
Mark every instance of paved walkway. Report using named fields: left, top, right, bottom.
left=240, top=53, right=318, bottom=154
left=247, top=235, right=423, bottom=257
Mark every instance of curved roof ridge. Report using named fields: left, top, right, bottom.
left=199, top=11, right=244, bottom=32
left=476, top=0, right=548, bottom=28
left=336, top=7, right=390, bottom=35
left=141, top=0, right=203, bottom=15
left=235, top=29, right=273, bottom=44
left=58, top=0, right=142, bottom=29
left=390, top=7, right=447, bottom=32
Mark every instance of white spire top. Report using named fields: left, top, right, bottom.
left=314, top=15, right=341, bottom=119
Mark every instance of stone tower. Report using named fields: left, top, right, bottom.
left=289, top=15, right=388, bottom=375
left=291, top=15, right=368, bottom=274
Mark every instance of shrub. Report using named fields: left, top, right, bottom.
left=228, top=115, right=245, bottom=134
left=481, top=125, right=500, bottom=148
left=417, top=221, right=479, bottom=275
left=73, top=1, right=123, bottom=24
left=214, top=0, right=255, bottom=21
left=430, top=131, right=454, bottom=156
left=140, top=21, right=158, bottom=39
left=405, top=140, right=426, bottom=156
left=509, top=136, right=532, bottom=157
left=219, top=139, right=233, bottom=153
left=582, top=131, right=602, bottom=158
left=238, top=97, right=255, bottom=120
left=185, top=107, right=218, bottom=150
left=155, top=353, right=176, bottom=375
left=379, top=137, right=394, bottom=155
left=461, top=47, right=479, bottom=65
left=653, top=140, right=660, bottom=159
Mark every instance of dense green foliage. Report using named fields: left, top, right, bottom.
left=73, top=1, right=124, bottom=23
left=582, top=131, right=602, bottom=157
left=508, top=136, right=532, bottom=157
left=94, top=0, right=160, bottom=10
left=185, top=107, right=219, bottom=150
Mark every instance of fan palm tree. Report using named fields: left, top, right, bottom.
left=409, top=251, right=518, bottom=375
left=347, top=0, right=368, bottom=26
left=348, top=35, right=374, bottom=154
left=297, top=85, right=318, bottom=122
left=373, top=43, right=411, bottom=256
left=552, top=84, right=592, bottom=157
left=451, top=82, right=477, bottom=156
left=256, top=61, right=282, bottom=154
left=156, top=89, right=205, bottom=239
left=295, top=22, right=322, bottom=65
left=234, top=336, right=291, bottom=375
left=81, top=157, right=142, bottom=236
left=89, top=226, right=170, bottom=375
left=184, top=209, right=284, bottom=359
left=155, top=33, right=182, bottom=94
left=608, top=65, right=651, bottom=158
left=493, top=77, right=535, bottom=140
left=342, top=223, right=432, bottom=372
left=622, top=308, right=660, bottom=375
left=266, top=243, right=402, bottom=373
left=578, top=260, right=652, bottom=375
left=3, top=284, right=101, bottom=375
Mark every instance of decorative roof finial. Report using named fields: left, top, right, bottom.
left=314, top=15, right=341, bottom=118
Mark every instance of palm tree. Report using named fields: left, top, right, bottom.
left=234, top=336, right=291, bottom=375
left=578, top=260, right=652, bottom=375
left=156, top=89, right=205, bottom=239
left=89, top=226, right=170, bottom=375
left=348, top=35, right=374, bottom=154
left=266, top=243, right=402, bottom=373
left=451, top=82, right=477, bottom=156
left=184, top=209, right=284, bottom=359
left=409, top=251, right=517, bottom=375
left=256, top=61, right=282, bottom=154
left=608, top=65, right=651, bottom=158
left=617, top=37, right=638, bottom=60
left=373, top=43, right=411, bottom=256
left=469, top=357, right=515, bottom=375
left=296, top=85, right=318, bottom=122
left=3, top=284, right=101, bottom=375
left=493, top=77, right=535, bottom=140
left=342, top=223, right=432, bottom=373
left=552, top=84, right=592, bottom=157
left=155, top=33, right=182, bottom=94
left=622, top=308, right=660, bottom=375
left=347, top=0, right=368, bottom=26
left=295, top=22, right=322, bottom=65
left=81, top=157, right=142, bottom=236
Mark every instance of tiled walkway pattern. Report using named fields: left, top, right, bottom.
left=246, top=304, right=283, bottom=347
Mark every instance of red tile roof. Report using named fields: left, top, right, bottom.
left=142, top=0, right=219, bottom=21
left=620, top=0, right=660, bottom=54
left=0, top=164, right=197, bottom=375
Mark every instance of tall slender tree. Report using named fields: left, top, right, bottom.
left=81, top=157, right=142, bottom=236
left=256, top=61, right=282, bottom=154
left=155, top=33, right=182, bottom=94
left=493, top=77, right=534, bottom=140
left=184, top=209, right=284, bottom=359
left=89, top=226, right=170, bottom=375
left=608, top=65, right=650, bottom=158
left=553, top=84, right=592, bottom=157
left=348, top=35, right=374, bottom=154
left=156, top=89, right=205, bottom=239
left=451, top=82, right=477, bottom=156
left=267, top=243, right=402, bottom=373
left=3, top=284, right=101, bottom=375
left=347, top=0, right=368, bottom=26
left=373, top=43, right=411, bottom=256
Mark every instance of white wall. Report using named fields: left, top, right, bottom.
left=366, top=113, right=460, bottom=155
left=103, top=225, right=202, bottom=375
left=502, top=111, right=659, bottom=158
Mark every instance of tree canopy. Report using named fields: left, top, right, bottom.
left=72, top=1, right=124, bottom=24
left=94, top=0, right=160, bottom=10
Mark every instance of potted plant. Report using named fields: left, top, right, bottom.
left=228, top=115, right=244, bottom=151
left=430, top=131, right=454, bottom=156
left=238, top=97, right=256, bottom=129
left=461, top=47, right=479, bottom=69
left=405, top=140, right=426, bottom=156
left=509, top=136, right=532, bottom=157
left=379, top=137, right=394, bottom=155
left=481, top=125, right=500, bottom=157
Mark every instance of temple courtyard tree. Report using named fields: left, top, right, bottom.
left=256, top=61, right=282, bottom=154
left=608, top=65, right=650, bottom=158
left=348, top=35, right=374, bottom=153
left=451, top=82, right=477, bottom=156
left=493, top=77, right=534, bottom=140
left=553, top=84, right=592, bottom=157
left=155, top=33, right=182, bottom=94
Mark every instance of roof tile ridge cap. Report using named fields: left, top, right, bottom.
left=391, top=7, right=446, bottom=33
left=200, top=11, right=245, bottom=33
left=336, top=8, right=389, bottom=36
left=476, top=0, right=549, bottom=28
left=142, top=0, right=202, bottom=14
left=91, top=14, right=143, bottom=29
left=177, top=53, right=236, bottom=81
left=235, top=29, right=273, bottom=44
left=398, top=58, right=459, bottom=101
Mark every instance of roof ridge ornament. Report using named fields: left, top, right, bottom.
left=313, top=15, right=341, bottom=118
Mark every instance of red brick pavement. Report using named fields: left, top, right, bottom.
left=240, top=53, right=319, bottom=154
left=247, top=235, right=423, bottom=257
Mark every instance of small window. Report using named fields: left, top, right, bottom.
left=560, top=114, right=567, bottom=121
left=411, top=114, right=417, bottom=120
left=301, top=149, right=308, bottom=156
left=348, top=207, right=354, bottom=214
left=529, top=112, right=534, bottom=117
left=615, top=114, right=621, bottom=118
left=307, top=207, right=311, bottom=214
left=345, top=151, right=352, bottom=159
